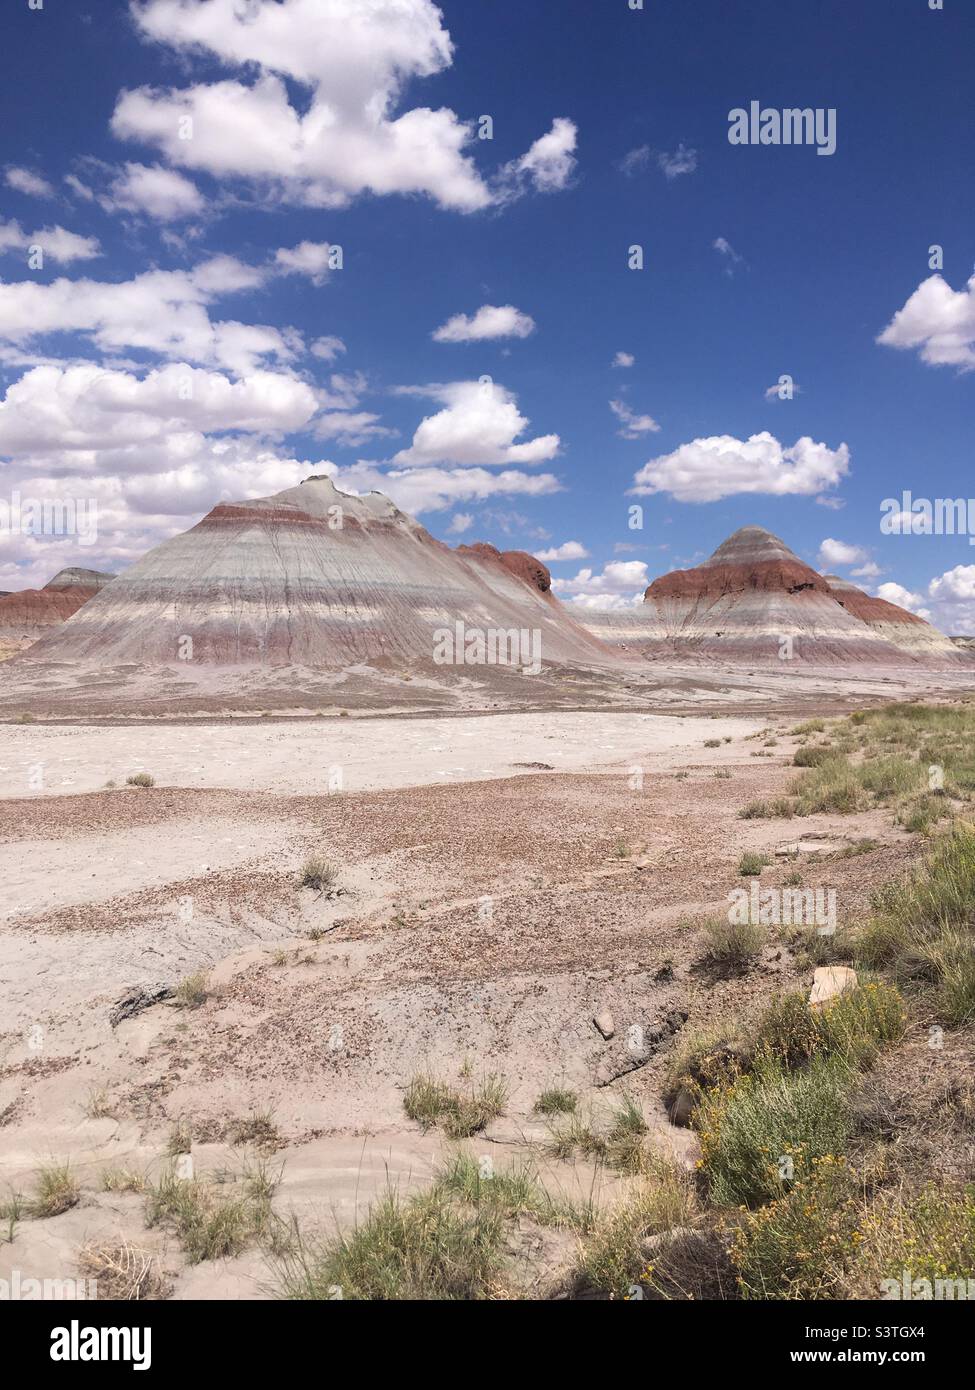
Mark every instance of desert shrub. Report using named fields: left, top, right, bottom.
left=838, top=1184, right=975, bottom=1299
left=731, top=1156, right=857, bottom=1299
left=738, top=851, right=768, bottom=877
left=753, top=984, right=905, bottom=1072
left=174, top=971, right=208, bottom=1010
left=702, top=914, right=765, bottom=965
left=695, top=1053, right=855, bottom=1208
left=856, top=826, right=975, bottom=1022
left=578, top=1165, right=697, bottom=1299
left=299, top=855, right=337, bottom=893
left=664, top=1026, right=747, bottom=1106
left=793, top=746, right=836, bottom=768
left=126, top=772, right=155, bottom=788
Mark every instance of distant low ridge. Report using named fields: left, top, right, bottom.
left=0, top=567, right=115, bottom=653
left=579, top=526, right=963, bottom=665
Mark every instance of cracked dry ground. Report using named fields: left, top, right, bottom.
left=0, top=722, right=938, bottom=1297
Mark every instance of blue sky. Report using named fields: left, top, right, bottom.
left=1, top=0, right=974, bottom=629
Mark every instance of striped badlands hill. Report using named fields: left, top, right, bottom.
left=822, top=574, right=960, bottom=660
left=0, top=567, right=115, bottom=654
left=580, top=526, right=965, bottom=666
left=18, top=477, right=617, bottom=672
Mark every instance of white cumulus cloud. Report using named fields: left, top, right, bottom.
left=631, top=432, right=849, bottom=503
left=877, top=273, right=975, bottom=370
left=817, top=538, right=867, bottom=568
left=111, top=0, right=574, bottom=215
left=393, top=380, right=559, bottom=468
left=536, top=540, right=589, bottom=562
left=106, top=162, right=205, bottom=221
left=432, top=304, right=535, bottom=343
left=0, top=218, right=101, bottom=264
left=610, top=398, right=660, bottom=439
left=5, top=167, right=55, bottom=198
left=552, top=560, right=649, bottom=608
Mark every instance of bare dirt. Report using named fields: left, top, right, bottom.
left=1, top=692, right=955, bottom=1299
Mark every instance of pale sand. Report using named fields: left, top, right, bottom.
left=0, top=710, right=763, bottom=800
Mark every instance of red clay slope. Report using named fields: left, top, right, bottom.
left=0, top=567, right=115, bottom=651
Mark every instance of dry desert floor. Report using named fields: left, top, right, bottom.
left=1, top=695, right=973, bottom=1300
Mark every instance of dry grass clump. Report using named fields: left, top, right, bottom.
left=101, top=1167, right=148, bottom=1194
left=125, top=772, right=155, bottom=788
left=145, top=1156, right=281, bottom=1264
left=77, top=1241, right=170, bottom=1300
left=83, top=1085, right=114, bottom=1120
left=739, top=796, right=795, bottom=820
left=577, top=1162, right=698, bottom=1299
left=228, top=1109, right=281, bottom=1151
left=173, top=971, right=209, bottom=1010
left=791, top=719, right=827, bottom=735
left=533, top=1087, right=578, bottom=1116
left=547, top=1096, right=651, bottom=1174
left=299, top=855, right=338, bottom=893
left=701, top=914, right=765, bottom=965
left=856, top=825, right=975, bottom=1024
left=29, top=1163, right=80, bottom=1218
left=279, top=1151, right=570, bottom=1301
left=738, top=851, right=768, bottom=876
left=281, top=1186, right=506, bottom=1301
left=404, top=1073, right=507, bottom=1139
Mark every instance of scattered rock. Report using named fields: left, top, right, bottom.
left=593, top=1009, right=615, bottom=1040
left=809, top=965, right=858, bottom=1010
left=668, top=1087, right=696, bottom=1128
left=109, top=983, right=174, bottom=1028
left=594, top=1007, right=688, bottom=1086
